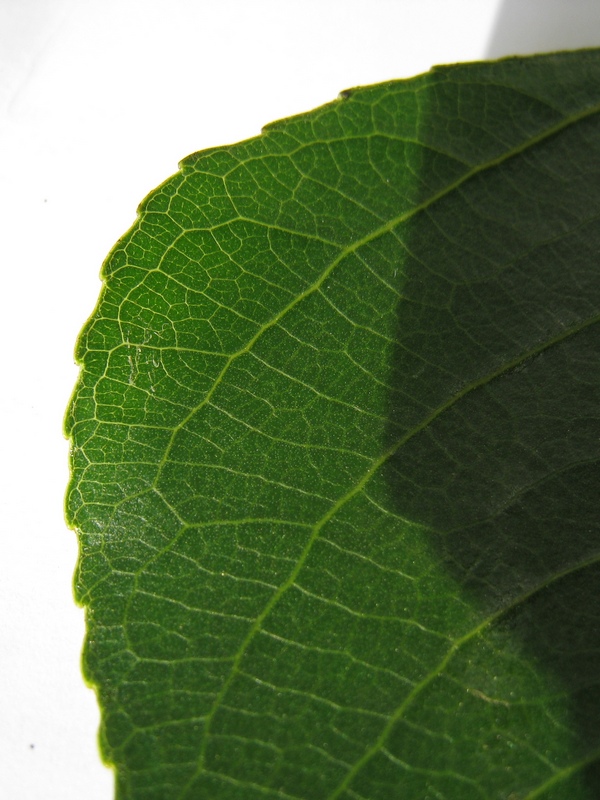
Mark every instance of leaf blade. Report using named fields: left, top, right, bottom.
left=67, top=49, right=600, bottom=799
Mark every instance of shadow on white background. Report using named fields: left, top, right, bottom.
left=1, top=1, right=599, bottom=798
left=487, top=0, right=600, bottom=57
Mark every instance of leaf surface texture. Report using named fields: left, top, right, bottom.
left=66, top=50, right=600, bottom=799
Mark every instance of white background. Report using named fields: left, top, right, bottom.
left=1, top=1, right=600, bottom=798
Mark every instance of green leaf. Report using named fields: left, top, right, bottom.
left=66, top=49, right=600, bottom=799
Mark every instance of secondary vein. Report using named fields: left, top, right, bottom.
left=152, top=102, right=600, bottom=491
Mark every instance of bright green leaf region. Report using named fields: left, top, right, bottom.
left=66, top=50, right=600, bottom=799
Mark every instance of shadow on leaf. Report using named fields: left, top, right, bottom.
left=384, top=100, right=600, bottom=796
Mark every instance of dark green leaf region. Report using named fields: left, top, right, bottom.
left=66, top=50, right=600, bottom=799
